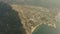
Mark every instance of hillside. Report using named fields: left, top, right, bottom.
left=11, top=5, right=58, bottom=34
left=0, top=1, right=60, bottom=34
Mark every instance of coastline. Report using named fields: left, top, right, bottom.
left=31, top=23, right=42, bottom=33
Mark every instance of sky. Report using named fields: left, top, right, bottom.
left=0, top=0, right=60, bottom=8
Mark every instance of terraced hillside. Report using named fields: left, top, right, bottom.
left=11, top=5, right=59, bottom=34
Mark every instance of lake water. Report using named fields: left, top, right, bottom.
left=32, top=24, right=56, bottom=34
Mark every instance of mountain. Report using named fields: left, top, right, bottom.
left=0, top=1, right=60, bottom=34
left=11, top=4, right=59, bottom=34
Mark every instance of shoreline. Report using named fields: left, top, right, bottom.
left=31, top=23, right=42, bottom=33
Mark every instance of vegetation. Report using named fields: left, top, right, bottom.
left=0, top=2, right=26, bottom=34
left=11, top=4, right=59, bottom=34
left=0, top=0, right=60, bottom=34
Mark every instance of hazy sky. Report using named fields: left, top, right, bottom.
left=0, top=0, right=60, bottom=8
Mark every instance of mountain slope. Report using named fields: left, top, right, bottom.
left=11, top=5, right=58, bottom=34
